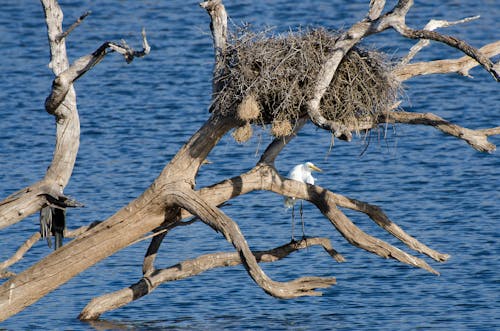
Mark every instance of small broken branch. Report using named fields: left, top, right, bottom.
left=330, top=193, right=450, bottom=262
left=56, top=11, right=91, bottom=42
left=79, top=237, right=342, bottom=320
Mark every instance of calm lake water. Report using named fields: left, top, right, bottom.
left=0, top=0, right=498, bottom=330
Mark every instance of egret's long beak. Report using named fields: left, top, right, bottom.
left=309, top=164, right=322, bottom=172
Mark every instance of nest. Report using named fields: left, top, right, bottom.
left=212, top=28, right=400, bottom=139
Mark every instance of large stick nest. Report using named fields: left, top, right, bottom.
left=212, top=28, right=401, bottom=141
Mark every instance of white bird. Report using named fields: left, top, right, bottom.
left=284, top=162, right=322, bottom=240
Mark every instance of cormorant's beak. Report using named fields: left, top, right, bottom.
left=309, top=164, right=322, bottom=172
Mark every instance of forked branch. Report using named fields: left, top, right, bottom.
left=181, top=164, right=446, bottom=273
left=46, top=29, right=150, bottom=113
left=172, top=189, right=337, bottom=299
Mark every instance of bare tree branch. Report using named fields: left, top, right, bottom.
left=46, top=30, right=150, bottom=112
left=182, top=165, right=446, bottom=271
left=395, top=26, right=499, bottom=81
left=0, top=4, right=149, bottom=230
left=79, top=237, right=343, bottom=320
left=0, top=233, right=41, bottom=273
left=259, top=117, right=308, bottom=165
left=329, top=193, right=450, bottom=262
left=172, top=189, right=337, bottom=299
left=200, top=0, right=228, bottom=102
left=379, top=111, right=497, bottom=153
left=0, top=0, right=80, bottom=230
left=2, top=0, right=496, bottom=321
left=400, top=15, right=480, bottom=65
left=395, top=41, right=500, bottom=80
left=56, top=10, right=91, bottom=42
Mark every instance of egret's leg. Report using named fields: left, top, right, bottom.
left=291, top=204, right=296, bottom=241
left=300, top=200, right=305, bottom=239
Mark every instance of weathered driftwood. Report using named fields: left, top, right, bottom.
left=0, top=0, right=498, bottom=322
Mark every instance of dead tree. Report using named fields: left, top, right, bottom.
left=0, top=0, right=498, bottom=321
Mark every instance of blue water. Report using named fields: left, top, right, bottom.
left=0, top=0, right=498, bottom=330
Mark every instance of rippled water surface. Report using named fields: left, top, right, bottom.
left=0, top=1, right=498, bottom=330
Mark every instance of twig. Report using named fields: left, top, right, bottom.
left=56, top=11, right=91, bottom=42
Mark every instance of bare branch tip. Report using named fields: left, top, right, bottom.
left=141, top=28, right=151, bottom=55
left=56, top=10, right=92, bottom=42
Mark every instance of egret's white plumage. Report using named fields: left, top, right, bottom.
left=284, top=162, right=322, bottom=208
left=284, top=162, right=322, bottom=240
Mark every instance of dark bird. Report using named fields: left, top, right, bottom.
left=40, top=206, right=66, bottom=249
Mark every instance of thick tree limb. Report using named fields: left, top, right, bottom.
left=0, top=111, right=235, bottom=321
left=0, top=189, right=168, bottom=320
left=79, top=237, right=342, bottom=320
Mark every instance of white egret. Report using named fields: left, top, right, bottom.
left=284, top=162, right=322, bottom=240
